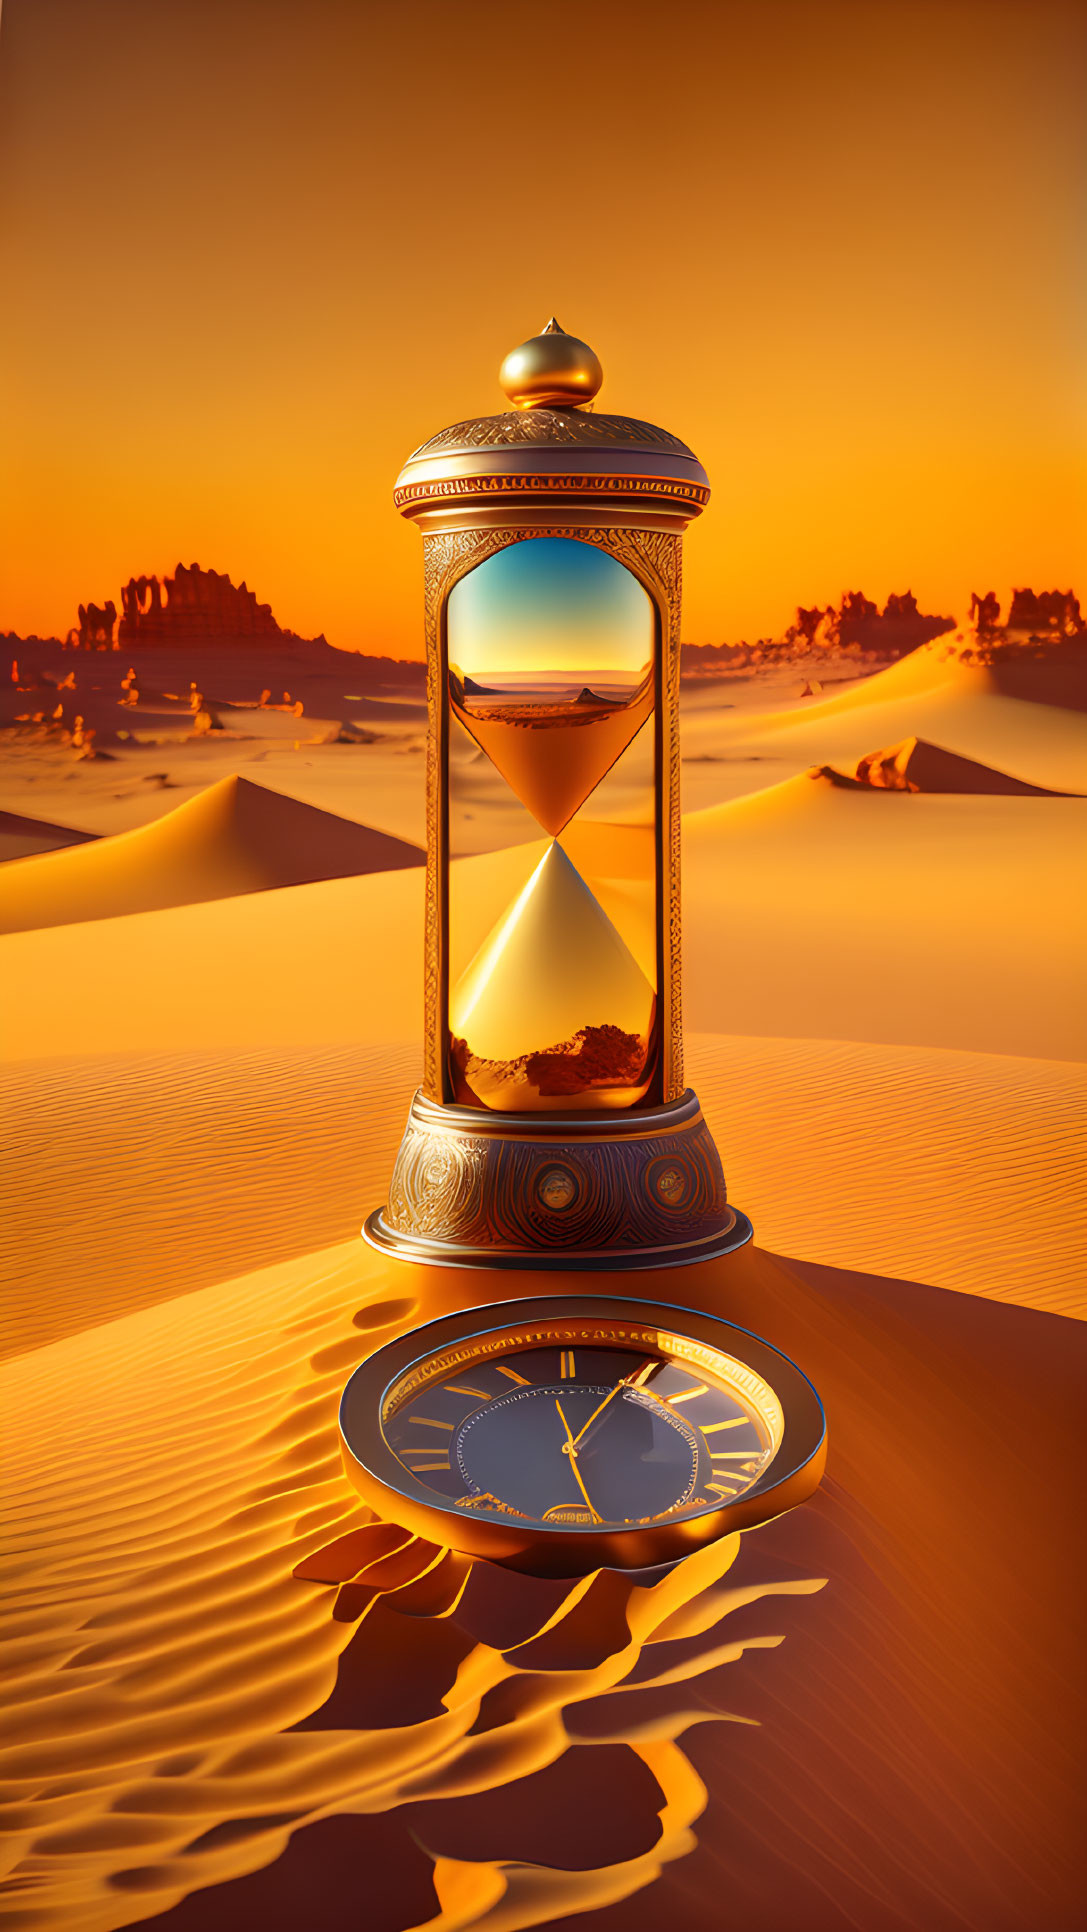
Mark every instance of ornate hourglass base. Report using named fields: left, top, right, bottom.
left=363, top=1088, right=752, bottom=1271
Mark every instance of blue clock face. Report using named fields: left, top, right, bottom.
left=383, top=1341, right=776, bottom=1529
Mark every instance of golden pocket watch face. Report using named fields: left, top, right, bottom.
left=340, top=1297, right=826, bottom=1577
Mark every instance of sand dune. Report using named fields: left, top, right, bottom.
left=983, top=635, right=1087, bottom=711
left=0, top=728, right=432, bottom=849
left=0, top=1243, right=820, bottom=1932
left=759, top=636, right=1064, bottom=720
left=0, top=775, right=424, bottom=935
left=0, top=1235, right=1081, bottom=1931
left=730, top=645, right=1087, bottom=794
left=2, top=1029, right=1081, bottom=1369
left=204, top=704, right=356, bottom=743
left=3, top=770, right=1082, bottom=1062
left=688, top=1033, right=1086, bottom=1319
left=2, top=646, right=1084, bottom=1928
left=341, top=695, right=427, bottom=724
left=820, top=735, right=1071, bottom=794
left=1, top=867, right=424, bottom=1056
left=0, top=1043, right=421, bottom=1358
left=0, top=640, right=430, bottom=851
left=683, top=777, right=1087, bottom=1059
left=0, top=807, right=98, bottom=863
left=4, top=644, right=1081, bottom=851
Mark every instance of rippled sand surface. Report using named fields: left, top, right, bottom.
left=3, top=646, right=1084, bottom=1928
left=1, top=1239, right=1082, bottom=1932
left=0, top=1245, right=823, bottom=1932
left=3, top=1030, right=1082, bottom=1362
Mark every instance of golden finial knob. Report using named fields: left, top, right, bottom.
left=499, top=317, right=603, bottom=410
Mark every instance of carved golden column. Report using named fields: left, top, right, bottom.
left=365, top=321, right=750, bottom=1271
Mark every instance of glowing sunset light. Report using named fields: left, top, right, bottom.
left=0, top=0, right=1083, bottom=649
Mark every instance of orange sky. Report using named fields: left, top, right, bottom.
left=0, top=0, right=1084, bottom=654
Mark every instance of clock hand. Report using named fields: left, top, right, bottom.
left=570, top=1359, right=655, bottom=1450
left=555, top=1398, right=601, bottom=1523
left=566, top=1447, right=603, bottom=1525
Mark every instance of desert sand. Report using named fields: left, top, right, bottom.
left=0, top=811, right=99, bottom=864
left=1, top=1240, right=1082, bottom=1932
left=2, top=633, right=1085, bottom=1930
left=0, top=776, right=422, bottom=936
left=714, top=639, right=1087, bottom=793
left=0, top=640, right=429, bottom=846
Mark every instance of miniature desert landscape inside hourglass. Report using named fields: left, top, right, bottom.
left=447, top=536, right=659, bottom=1110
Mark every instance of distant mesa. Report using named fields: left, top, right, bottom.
left=118, top=563, right=324, bottom=650
left=971, top=587, right=1085, bottom=639
left=682, top=588, right=956, bottom=679
left=60, top=564, right=327, bottom=652
left=1, top=631, right=64, bottom=652
left=959, top=594, right=1087, bottom=710
left=682, top=585, right=1087, bottom=692
left=797, top=589, right=956, bottom=656
left=74, top=601, right=118, bottom=651
left=0, top=775, right=424, bottom=936
left=816, top=738, right=1070, bottom=797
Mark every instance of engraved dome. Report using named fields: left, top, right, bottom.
left=406, top=409, right=697, bottom=461
left=395, top=323, right=709, bottom=524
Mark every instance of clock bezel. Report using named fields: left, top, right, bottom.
left=339, top=1295, right=826, bottom=1577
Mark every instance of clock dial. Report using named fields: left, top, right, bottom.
left=341, top=1298, right=825, bottom=1575
left=381, top=1331, right=781, bottom=1531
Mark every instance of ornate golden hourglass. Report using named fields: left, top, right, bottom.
left=365, top=320, right=751, bottom=1270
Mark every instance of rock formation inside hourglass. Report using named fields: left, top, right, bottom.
left=449, top=842, right=657, bottom=1111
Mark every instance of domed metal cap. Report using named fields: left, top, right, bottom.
left=499, top=317, right=604, bottom=410
left=395, top=323, right=710, bottom=529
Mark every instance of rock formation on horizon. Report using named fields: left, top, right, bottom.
left=682, top=585, right=1086, bottom=682
left=71, top=601, right=118, bottom=651
left=955, top=592, right=1087, bottom=708
left=115, top=563, right=325, bottom=649
left=969, top=588, right=1085, bottom=639
left=809, top=589, right=955, bottom=655
left=682, top=588, right=955, bottom=678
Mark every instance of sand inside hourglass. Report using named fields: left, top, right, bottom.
left=446, top=536, right=659, bottom=1112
